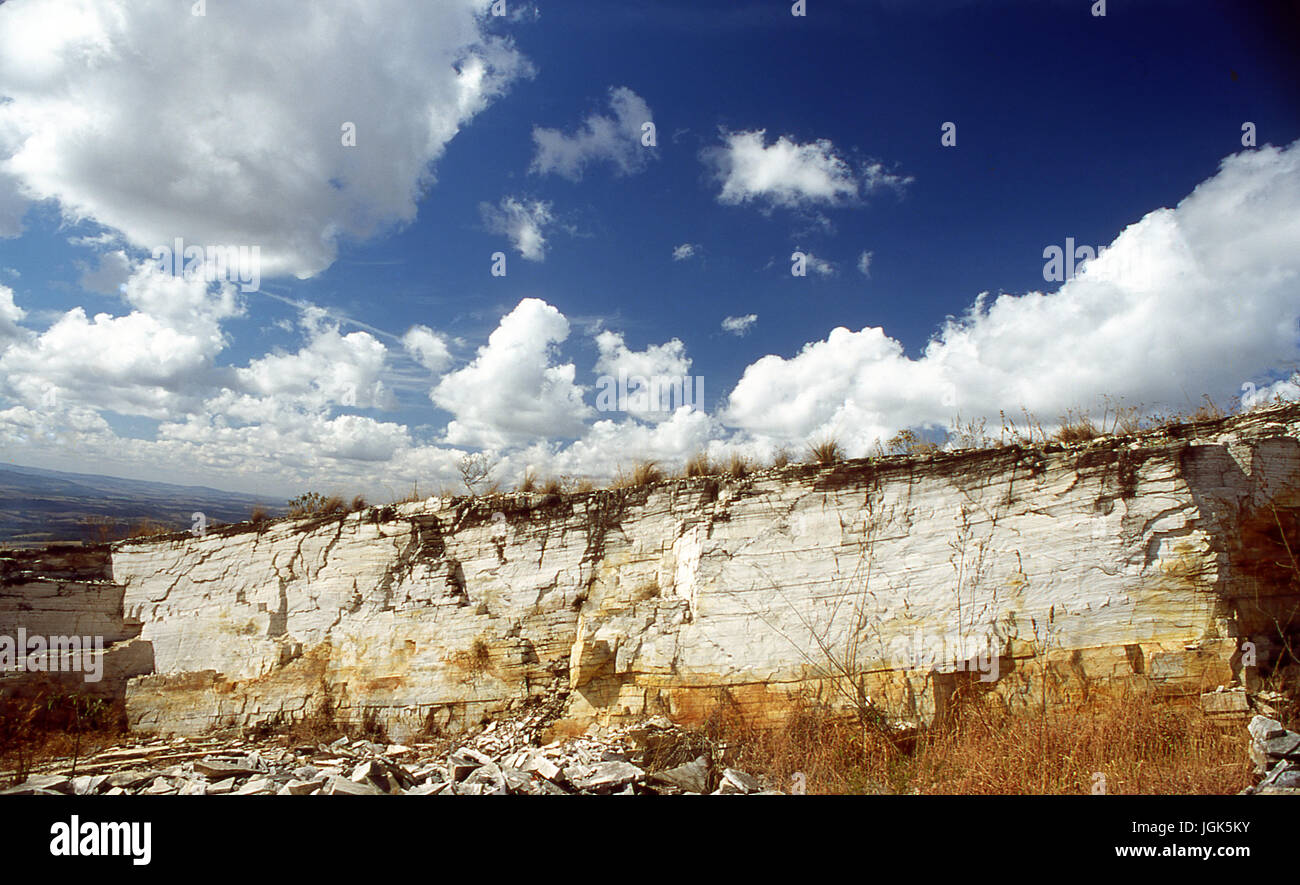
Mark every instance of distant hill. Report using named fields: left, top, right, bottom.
left=0, top=463, right=286, bottom=546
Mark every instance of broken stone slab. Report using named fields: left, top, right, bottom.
left=72, top=774, right=110, bottom=796
left=178, top=780, right=208, bottom=796
left=194, top=758, right=264, bottom=779
left=325, top=775, right=383, bottom=796
left=648, top=757, right=709, bottom=794
left=1264, top=732, right=1300, bottom=759
left=350, top=760, right=399, bottom=793
left=518, top=750, right=563, bottom=783
left=233, top=777, right=275, bottom=795
left=206, top=777, right=236, bottom=795
left=143, top=777, right=176, bottom=795
left=718, top=768, right=762, bottom=795
left=1200, top=690, right=1249, bottom=714
left=106, top=770, right=159, bottom=790
left=1260, top=760, right=1300, bottom=790
left=462, top=762, right=508, bottom=795
left=1248, top=715, right=1287, bottom=744
left=284, top=777, right=327, bottom=796
left=568, top=761, right=644, bottom=793
left=1, top=774, right=74, bottom=795
left=405, top=781, right=451, bottom=796
left=447, top=747, right=492, bottom=782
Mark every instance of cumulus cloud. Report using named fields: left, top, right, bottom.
left=0, top=285, right=28, bottom=345
left=480, top=197, right=554, bottom=261
left=593, top=330, right=694, bottom=422
left=857, top=250, right=873, bottom=277
left=721, top=314, right=757, bottom=336
left=0, top=0, right=529, bottom=279
left=723, top=141, right=1300, bottom=453
left=672, top=243, right=699, bottom=261
left=703, top=129, right=910, bottom=211
left=0, top=261, right=243, bottom=418
left=402, top=325, right=453, bottom=374
left=432, top=298, right=591, bottom=448
left=530, top=86, right=655, bottom=180
left=77, top=249, right=133, bottom=295
left=230, top=307, right=390, bottom=413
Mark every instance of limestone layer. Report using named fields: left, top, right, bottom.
left=104, top=404, right=1300, bottom=739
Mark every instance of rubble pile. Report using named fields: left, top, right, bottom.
left=1, top=714, right=784, bottom=796
left=1241, top=714, right=1300, bottom=795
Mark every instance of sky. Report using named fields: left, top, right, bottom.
left=0, top=0, right=1297, bottom=501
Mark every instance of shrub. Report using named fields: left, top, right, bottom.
left=1055, top=411, right=1100, bottom=445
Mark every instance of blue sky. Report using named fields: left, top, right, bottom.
left=0, top=0, right=1297, bottom=500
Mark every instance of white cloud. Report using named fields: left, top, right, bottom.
left=402, top=325, right=453, bottom=374
left=480, top=197, right=554, bottom=261
left=432, top=298, right=591, bottom=448
left=721, top=314, right=757, bottom=336
left=803, top=252, right=837, bottom=277
left=857, top=250, right=873, bottom=277
left=530, top=86, right=655, bottom=181
left=77, top=249, right=133, bottom=295
left=672, top=243, right=699, bottom=261
left=0, top=262, right=242, bottom=418
left=231, top=307, right=390, bottom=412
left=593, top=330, right=693, bottom=422
left=0, top=285, right=29, bottom=345
left=723, top=141, right=1300, bottom=452
left=0, top=0, right=529, bottom=279
left=703, top=129, right=910, bottom=211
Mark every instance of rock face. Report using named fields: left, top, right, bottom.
left=0, top=546, right=153, bottom=701
left=27, top=405, right=1300, bottom=740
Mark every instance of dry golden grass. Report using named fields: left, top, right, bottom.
left=126, top=518, right=173, bottom=539
left=249, top=504, right=270, bottom=524
left=808, top=438, right=844, bottom=464
left=0, top=688, right=127, bottom=784
left=350, top=495, right=368, bottom=512
left=614, top=460, right=663, bottom=488
left=540, top=476, right=563, bottom=496
left=771, top=447, right=791, bottom=469
left=703, top=690, right=1252, bottom=795
left=1055, top=411, right=1100, bottom=444
left=516, top=470, right=538, bottom=493
left=724, top=453, right=751, bottom=479
left=684, top=451, right=713, bottom=478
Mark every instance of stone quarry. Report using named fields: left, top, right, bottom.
left=3, top=402, right=1299, bottom=765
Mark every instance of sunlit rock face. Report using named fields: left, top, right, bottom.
left=107, top=404, right=1300, bottom=740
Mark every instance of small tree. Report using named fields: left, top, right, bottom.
left=458, top=452, right=496, bottom=494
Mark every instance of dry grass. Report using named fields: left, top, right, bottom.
left=1055, top=410, right=1100, bottom=445
left=516, top=470, right=538, bottom=494
left=350, top=495, right=368, bottom=512
left=808, top=438, right=844, bottom=464
left=0, top=687, right=127, bottom=784
left=771, top=447, right=791, bottom=469
left=540, top=476, right=563, bottom=496
left=684, top=451, right=713, bottom=478
left=126, top=518, right=173, bottom=539
left=724, top=453, right=751, bottom=480
left=614, top=460, right=664, bottom=488
left=702, top=690, right=1252, bottom=795
left=249, top=504, right=270, bottom=524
